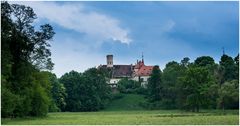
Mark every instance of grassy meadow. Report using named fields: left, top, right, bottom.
left=1, top=110, right=239, bottom=125
left=1, top=94, right=239, bottom=125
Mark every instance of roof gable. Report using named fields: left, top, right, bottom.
left=136, top=65, right=153, bottom=76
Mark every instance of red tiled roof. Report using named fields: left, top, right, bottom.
left=136, top=65, right=153, bottom=76
left=134, top=61, right=144, bottom=69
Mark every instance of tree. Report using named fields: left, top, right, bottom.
left=194, top=56, right=218, bottom=76
left=161, top=61, right=187, bottom=109
left=1, top=2, right=55, bottom=117
left=194, top=56, right=215, bottom=67
left=180, top=57, right=190, bottom=67
left=59, top=71, right=83, bottom=112
left=179, top=66, right=216, bottom=112
left=147, top=65, right=162, bottom=102
left=1, top=75, right=20, bottom=117
left=59, top=69, right=112, bottom=112
left=219, top=54, right=236, bottom=81
left=82, top=68, right=112, bottom=110
left=30, top=72, right=51, bottom=116
left=217, top=80, right=239, bottom=110
left=234, top=54, right=239, bottom=80
left=46, top=72, right=66, bottom=112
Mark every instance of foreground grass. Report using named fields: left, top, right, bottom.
left=2, top=110, right=239, bottom=125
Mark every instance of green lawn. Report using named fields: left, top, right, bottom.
left=2, top=110, right=239, bottom=125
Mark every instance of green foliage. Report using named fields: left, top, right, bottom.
left=111, top=93, right=124, bottom=100
left=161, top=61, right=187, bottom=109
left=178, top=66, right=216, bottom=112
left=144, top=55, right=238, bottom=111
left=220, top=54, right=236, bottom=81
left=105, top=94, right=146, bottom=111
left=59, top=68, right=112, bottom=112
left=234, top=54, right=239, bottom=80
left=217, top=80, right=239, bottom=110
left=59, top=71, right=83, bottom=111
left=194, top=56, right=215, bottom=67
left=1, top=80, right=20, bottom=118
left=31, top=83, right=50, bottom=116
left=147, top=65, right=163, bottom=103
left=82, top=68, right=112, bottom=110
left=194, top=56, right=218, bottom=75
left=180, top=57, right=190, bottom=67
left=1, top=2, right=54, bottom=118
left=46, top=72, right=66, bottom=112
left=117, top=78, right=143, bottom=94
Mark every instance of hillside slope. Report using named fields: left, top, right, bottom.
left=104, top=94, right=147, bottom=111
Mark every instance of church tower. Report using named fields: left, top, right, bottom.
left=142, top=52, right=144, bottom=64
left=107, top=55, right=113, bottom=67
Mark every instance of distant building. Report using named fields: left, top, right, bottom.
left=132, top=60, right=153, bottom=87
left=98, top=54, right=154, bottom=88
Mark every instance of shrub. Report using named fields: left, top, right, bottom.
left=117, top=78, right=141, bottom=94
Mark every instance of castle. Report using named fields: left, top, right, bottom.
left=98, top=55, right=154, bottom=88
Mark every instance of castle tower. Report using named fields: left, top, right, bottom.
left=107, top=55, right=113, bottom=67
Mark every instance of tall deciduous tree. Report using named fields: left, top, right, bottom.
left=161, top=61, right=187, bottom=109
left=220, top=54, right=236, bottom=81
left=179, top=66, right=215, bottom=112
left=1, top=2, right=55, bottom=117
left=194, top=56, right=215, bottom=67
left=217, top=80, right=239, bottom=110
left=82, top=68, right=112, bottom=110
left=46, top=72, right=66, bottom=112
left=147, top=66, right=162, bottom=102
left=59, top=71, right=83, bottom=112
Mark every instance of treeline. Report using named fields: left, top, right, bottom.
left=146, top=55, right=239, bottom=112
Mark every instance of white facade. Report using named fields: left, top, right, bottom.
left=131, top=76, right=150, bottom=87
left=110, top=78, right=121, bottom=84
left=132, top=76, right=139, bottom=81
left=108, top=76, right=150, bottom=88
left=108, top=78, right=121, bottom=88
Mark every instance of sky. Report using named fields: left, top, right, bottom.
left=10, top=1, right=239, bottom=77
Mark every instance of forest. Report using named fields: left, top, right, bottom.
left=1, top=1, right=239, bottom=119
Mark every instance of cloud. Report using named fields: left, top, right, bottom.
left=9, top=1, right=133, bottom=76
left=11, top=1, right=132, bottom=44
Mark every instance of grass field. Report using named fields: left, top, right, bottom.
left=1, top=110, right=239, bottom=125
left=1, top=94, right=239, bottom=125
